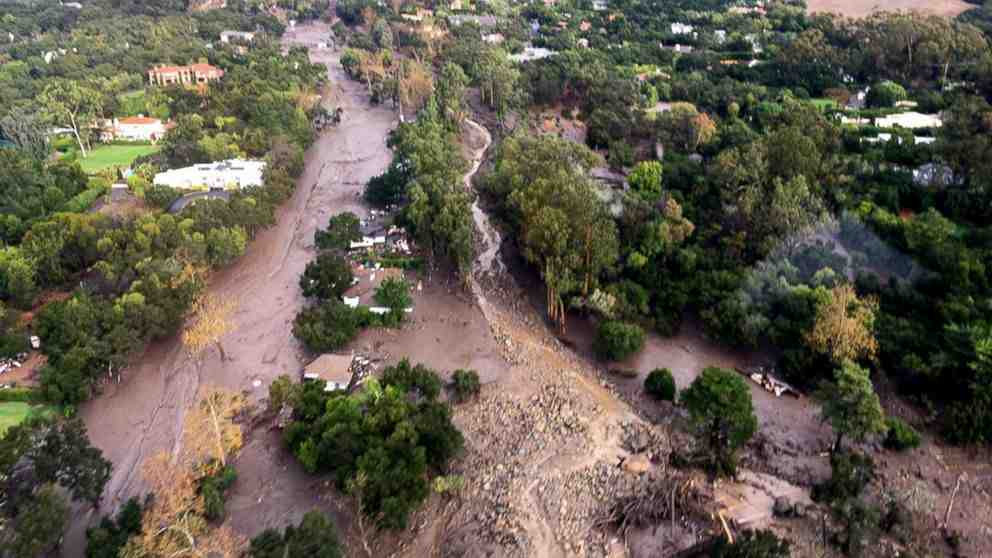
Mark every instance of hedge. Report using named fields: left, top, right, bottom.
left=0, top=387, right=38, bottom=403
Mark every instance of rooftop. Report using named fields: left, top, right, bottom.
left=303, top=353, right=356, bottom=391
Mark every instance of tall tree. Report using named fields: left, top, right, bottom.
left=39, top=80, right=102, bottom=158
left=182, top=295, right=236, bottom=362
left=0, top=108, right=49, bottom=161
left=181, top=385, right=246, bottom=470
left=817, top=360, right=886, bottom=452
left=805, top=285, right=879, bottom=365
left=680, top=367, right=757, bottom=476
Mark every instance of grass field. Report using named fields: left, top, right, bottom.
left=77, top=144, right=160, bottom=174
left=809, top=98, right=838, bottom=110
left=0, top=402, right=33, bottom=434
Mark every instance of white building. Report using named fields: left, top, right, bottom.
left=591, top=0, right=608, bottom=11
left=153, top=159, right=266, bottom=191
left=671, top=22, right=695, bottom=35
left=874, top=112, right=942, bottom=130
left=219, top=31, right=255, bottom=43
left=509, top=46, right=556, bottom=62
left=104, top=115, right=168, bottom=142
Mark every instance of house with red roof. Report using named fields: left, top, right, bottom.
left=97, top=115, right=169, bottom=143
left=147, top=63, right=224, bottom=87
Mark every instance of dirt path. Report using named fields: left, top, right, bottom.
left=63, top=22, right=397, bottom=554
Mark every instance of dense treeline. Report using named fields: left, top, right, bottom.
left=0, top=3, right=324, bottom=405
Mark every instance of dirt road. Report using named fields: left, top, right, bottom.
left=64, top=22, right=398, bottom=553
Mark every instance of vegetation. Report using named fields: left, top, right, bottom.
left=883, top=417, right=922, bottom=451
left=249, top=511, right=343, bottom=558
left=680, top=367, right=757, bottom=477
left=594, top=321, right=646, bottom=361
left=451, top=369, right=481, bottom=402
left=280, top=360, right=463, bottom=529
left=644, top=368, right=677, bottom=402
left=85, top=498, right=144, bottom=558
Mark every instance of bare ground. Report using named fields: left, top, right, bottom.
left=806, top=0, right=973, bottom=18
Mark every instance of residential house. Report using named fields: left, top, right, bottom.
left=578, top=38, right=589, bottom=48
left=302, top=353, right=357, bottom=392
left=483, top=33, right=505, bottom=44
left=591, top=0, right=607, bottom=11
left=99, top=115, right=168, bottom=142
left=152, top=159, right=266, bottom=191
left=714, top=29, right=727, bottom=44
left=671, top=22, right=695, bottom=36
left=147, top=63, right=224, bottom=87
left=874, top=112, right=942, bottom=130
left=342, top=265, right=406, bottom=313
left=580, top=20, right=592, bottom=32
left=448, top=15, right=498, bottom=28
left=509, top=46, right=556, bottom=63
left=219, top=30, right=255, bottom=43
left=661, top=43, right=693, bottom=54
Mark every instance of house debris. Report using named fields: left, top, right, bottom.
left=735, top=366, right=801, bottom=398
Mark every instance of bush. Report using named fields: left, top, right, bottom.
left=144, top=184, right=183, bottom=210
left=883, top=417, right=921, bottom=451
left=0, top=387, right=37, bottom=402
left=594, top=321, right=645, bottom=361
left=249, top=510, right=343, bottom=558
left=61, top=186, right=108, bottom=213
left=710, top=529, right=791, bottom=557
left=644, top=368, right=676, bottom=401
left=200, top=465, right=237, bottom=521
left=450, top=369, right=480, bottom=402
left=680, top=367, right=757, bottom=477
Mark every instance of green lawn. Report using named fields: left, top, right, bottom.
left=0, top=402, right=33, bottom=435
left=809, top=98, right=838, bottom=110
left=78, top=144, right=160, bottom=174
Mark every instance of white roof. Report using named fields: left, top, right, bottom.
left=874, top=112, right=942, bottom=130
left=153, top=159, right=266, bottom=190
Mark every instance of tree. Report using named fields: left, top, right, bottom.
left=300, top=252, right=353, bottom=300
left=183, top=295, right=236, bottom=361
left=627, top=161, right=663, bottom=202
left=315, top=212, right=362, bottom=251
left=374, top=276, right=411, bottom=323
left=292, top=299, right=361, bottom=352
left=594, top=321, right=645, bottom=361
left=435, top=63, right=469, bottom=125
left=0, top=246, right=37, bottom=308
left=656, top=103, right=716, bottom=152
left=39, top=80, right=102, bottom=157
left=680, top=367, right=757, bottom=476
left=249, top=511, right=343, bottom=558
left=371, top=19, right=393, bottom=51
left=867, top=80, right=907, bottom=108
left=181, top=385, right=246, bottom=469
left=85, top=498, right=144, bottom=558
left=644, top=368, right=676, bottom=401
left=122, top=452, right=243, bottom=557
left=0, top=484, right=69, bottom=558
left=0, top=416, right=112, bottom=511
left=816, top=361, right=886, bottom=452
left=0, top=108, right=49, bottom=161
left=282, top=362, right=462, bottom=529
left=805, top=285, right=879, bottom=364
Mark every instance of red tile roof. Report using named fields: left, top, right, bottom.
left=118, top=116, right=161, bottom=125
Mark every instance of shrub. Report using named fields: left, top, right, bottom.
left=85, top=497, right=143, bottom=558
left=644, top=368, right=676, bottom=401
left=867, top=80, right=907, bottom=108
left=883, top=417, right=921, bottom=451
left=0, top=387, right=37, bottom=402
left=450, top=369, right=480, bottom=402
left=710, top=529, right=791, bottom=557
left=249, top=510, right=343, bottom=558
left=594, top=321, right=645, bottom=361
left=200, top=464, right=237, bottom=521
left=144, top=184, right=183, bottom=210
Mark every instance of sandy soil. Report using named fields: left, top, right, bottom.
left=806, top=0, right=973, bottom=18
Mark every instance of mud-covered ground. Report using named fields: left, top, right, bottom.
left=806, top=0, right=972, bottom=18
